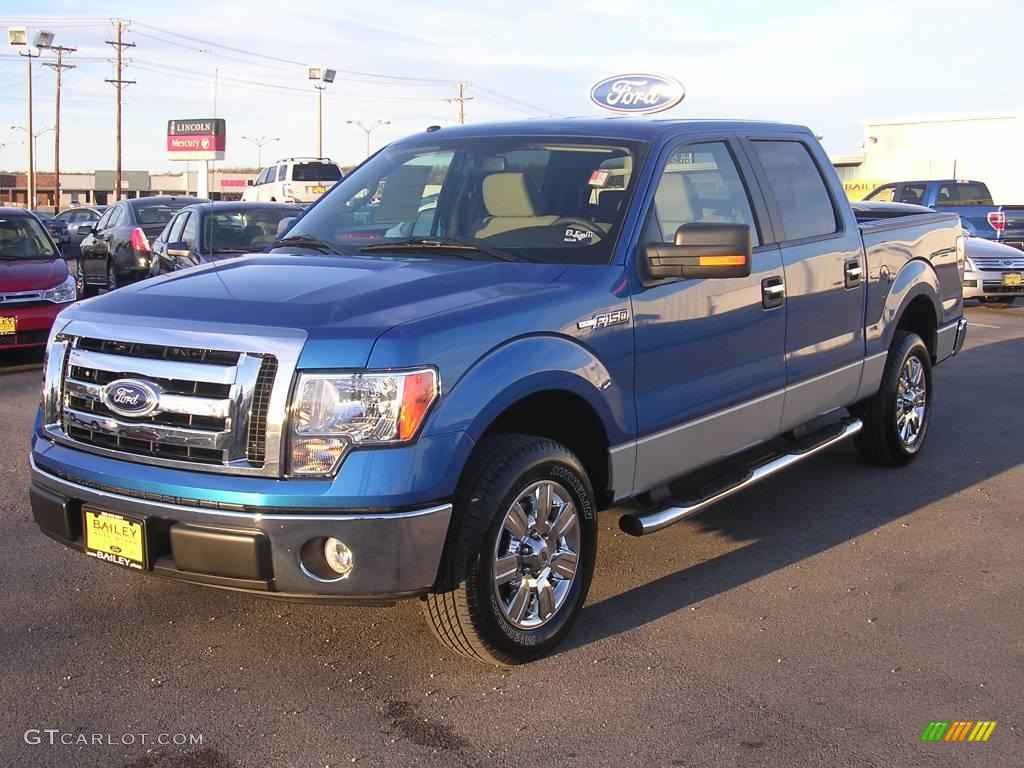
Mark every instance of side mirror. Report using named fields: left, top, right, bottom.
left=277, top=217, right=297, bottom=236
left=77, top=224, right=94, bottom=236
left=166, top=241, right=190, bottom=258
left=246, top=180, right=255, bottom=186
left=640, top=223, right=752, bottom=286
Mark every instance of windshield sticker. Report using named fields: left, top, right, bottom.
left=564, top=228, right=594, bottom=244
left=589, top=170, right=610, bottom=188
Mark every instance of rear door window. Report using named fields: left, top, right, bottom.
left=751, top=140, right=838, bottom=241
left=292, top=163, right=343, bottom=182
left=277, top=165, right=288, bottom=182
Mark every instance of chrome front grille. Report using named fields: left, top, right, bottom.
left=971, top=254, right=1024, bottom=270
left=42, top=320, right=306, bottom=477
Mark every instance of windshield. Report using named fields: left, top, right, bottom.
left=293, top=163, right=342, bottom=182
left=136, top=201, right=196, bottom=226
left=0, top=215, right=58, bottom=259
left=204, top=209, right=298, bottom=253
left=283, top=136, right=642, bottom=265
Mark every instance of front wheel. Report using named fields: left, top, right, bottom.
left=853, top=331, right=933, bottom=466
left=75, top=261, right=97, bottom=299
left=105, top=261, right=119, bottom=292
left=423, top=435, right=597, bottom=665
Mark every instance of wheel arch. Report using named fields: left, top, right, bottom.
left=879, top=259, right=942, bottom=358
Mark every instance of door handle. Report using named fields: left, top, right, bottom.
left=762, top=276, right=785, bottom=309
left=844, top=259, right=863, bottom=289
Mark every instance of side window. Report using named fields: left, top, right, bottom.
left=277, top=164, right=288, bottom=182
left=95, top=207, right=115, bottom=230
left=180, top=213, right=197, bottom=248
left=108, top=206, right=125, bottom=229
left=866, top=184, right=896, bottom=203
left=650, top=141, right=760, bottom=246
left=751, top=140, right=838, bottom=241
left=897, top=184, right=927, bottom=205
left=167, top=212, right=188, bottom=244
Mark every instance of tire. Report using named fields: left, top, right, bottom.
left=987, top=296, right=1015, bottom=306
left=853, top=331, right=933, bottom=467
left=75, top=261, right=97, bottom=299
left=423, top=434, right=598, bottom=665
left=106, top=261, right=118, bottom=292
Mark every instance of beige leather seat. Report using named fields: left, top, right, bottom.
left=473, top=172, right=558, bottom=238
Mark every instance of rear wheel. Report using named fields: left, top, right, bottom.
left=423, top=434, right=597, bottom=665
left=853, top=331, right=933, bottom=466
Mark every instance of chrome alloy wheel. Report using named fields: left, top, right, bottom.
left=492, top=480, right=581, bottom=630
left=896, top=355, right=927, bottom=445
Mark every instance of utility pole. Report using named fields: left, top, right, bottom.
left=20, top=48, right=40, bottom=207
left=449, top=82, right=473, bottom=125
left=43, top=44, right=75, bottom=212
left=105, top=20, right=135, bottom=202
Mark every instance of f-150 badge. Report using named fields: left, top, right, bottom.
left=578, top=309, right=630, bottom=331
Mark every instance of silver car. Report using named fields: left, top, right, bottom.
left=962, top=233, right=1023, bottom=305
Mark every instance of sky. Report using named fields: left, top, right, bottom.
left=0, top=0, right=1022, bottom=174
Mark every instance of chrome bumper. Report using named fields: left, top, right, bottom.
left=30, top=457, right=452, bottom=601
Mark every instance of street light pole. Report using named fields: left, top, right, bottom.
left=308, top=67, right=336, bottom=159
left=8, top=28, right=54, bottom=209
left=241, top=136, right=279, bottom=168
left=347, top=120, right=391, bottom=158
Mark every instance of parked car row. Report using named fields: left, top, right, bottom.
left=76, top=198, right=300, bottom=296
left=2, top=199, right=302, bottom=353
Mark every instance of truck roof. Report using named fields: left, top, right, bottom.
left=396, top=117, right=812, bottom=144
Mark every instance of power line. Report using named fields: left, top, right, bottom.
left=43, top=44, right=76, bottom=209
left=105, top=20, right=135, bottom=201
left=133, top=21, right=454, bottom=85
left=449, top=82, right=473, bottom=124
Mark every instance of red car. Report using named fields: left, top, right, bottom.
left=0, top=208, right=77, bottom=350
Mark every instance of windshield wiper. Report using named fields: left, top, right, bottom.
left=269, top=234, right=340, bottom=255
left=359, top=237, right=518, bottom=262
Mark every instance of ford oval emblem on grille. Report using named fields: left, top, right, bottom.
left=101, top=379, right=161, bottom=418
left=589, top=73, right=686, bottom=115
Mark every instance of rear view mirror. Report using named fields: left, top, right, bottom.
left=277, top=217, right=297, bottom=236
left=166, top=241, right=190, bottom=258
left=77, top=224, right=93, bottom=236
left=640, top=223, right=752, bottom=286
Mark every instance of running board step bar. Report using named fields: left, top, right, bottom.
left=618, top=419, right=863, bottom=537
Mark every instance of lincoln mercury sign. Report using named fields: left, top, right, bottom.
left=166, top=118, right=226, bottom=161
left=589, top=74, right=685, bottom=115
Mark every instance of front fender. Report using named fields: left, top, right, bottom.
left=866, top=258, right=940, bottom=356
left=424, top=334, right=634, bottom=446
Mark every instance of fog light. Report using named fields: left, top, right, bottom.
left=324, top=538, right=353, bottom=577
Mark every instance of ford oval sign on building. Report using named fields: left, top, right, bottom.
left=589, top=73, right=686, bottom=115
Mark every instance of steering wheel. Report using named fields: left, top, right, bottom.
left=551, top=217, right=603, bottom=244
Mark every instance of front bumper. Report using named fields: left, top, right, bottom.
left=963, top=268, right=1024, bottom=299
left=0, top=302, right=64, bottom=349
left=30, top=456, right=453, bottom=602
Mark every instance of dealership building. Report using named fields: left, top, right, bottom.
left=0, top=169, right=259, bottom=209
left=831, top=112, right=1024, bottom=201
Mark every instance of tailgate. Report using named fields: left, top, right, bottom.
left=997, top=205, right=1024, bottom=247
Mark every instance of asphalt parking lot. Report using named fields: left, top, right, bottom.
left=1, top=302, right=1021, bottom=768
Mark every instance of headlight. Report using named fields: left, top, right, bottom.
left=964, top=255, right=976, bottom=271
left=288, top=369, right=438, bottom=476
left=42, top=274, right=76, bottom=304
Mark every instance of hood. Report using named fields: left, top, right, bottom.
left=0, top=258, right=69, bottom=293
left=61, top=252, right=565, bottom=367
left=966, top=236, right=1023, bottom=259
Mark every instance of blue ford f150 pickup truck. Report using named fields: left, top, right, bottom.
left=864, top=179, right=1024, bottom=248
left=30, top=119, right=967, bottom=664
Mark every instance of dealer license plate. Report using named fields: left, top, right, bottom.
left=82, top=508, right=147, bottom=570
left=0, top=316, right=15, bottom=336
left=1003, top=272, right=1022, bottom=286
